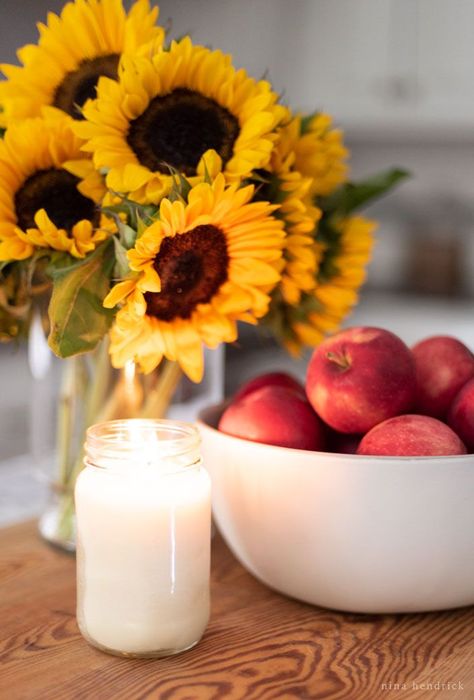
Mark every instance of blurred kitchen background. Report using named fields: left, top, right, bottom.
left=1, top=0, right=474, bottom=521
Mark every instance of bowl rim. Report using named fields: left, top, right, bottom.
left=197, top=402, right=474, bottom=464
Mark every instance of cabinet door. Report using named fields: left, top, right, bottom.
left=276, top=0, right=474, bottom=137
left=417, top=0, right=474, bottom=129
left=272, top=0, right=392, bottom=120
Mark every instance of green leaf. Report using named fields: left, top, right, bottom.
left=45, top=251, right=87, bottom=279
left=112, top=236, right=130, bottom=277
left=48, top=241, right=115, bottom=358
left=290, top=293, right=323, bottom=323
left=118, top=222, right=137, bottom=249
left=320, top=168, right=410, bottom=216
left=102, top=198, right=157, bottom=232
left=167, top=169, right=192, bottom=203
left=201, top=157, right=213, bottom=185
left=136, top=212, right=151, bottom=238
left=300, top=112, right=319, bottom=134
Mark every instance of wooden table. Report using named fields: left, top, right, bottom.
left=1, top=521, right=473, bottom=700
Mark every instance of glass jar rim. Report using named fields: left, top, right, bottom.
left=85, top=419, right=201, bottom=471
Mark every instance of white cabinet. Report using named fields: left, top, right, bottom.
left=272, top=1, right=394, bottom=131
left=415, top=0, right=474, bottom=135
left=158, top=0, right=474, bottom=140
left=273, top=0, right=474, bottom=139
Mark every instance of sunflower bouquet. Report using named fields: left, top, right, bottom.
left=0, top=0, right=405, bottom=544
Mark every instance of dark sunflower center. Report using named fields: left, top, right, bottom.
left=53, top=54, right=120, bottom=119
left=14, top=168, right=99, bottom=232
left=145, top=224, right=229, bottom=321
left=127, top=88, right=240, bottom=176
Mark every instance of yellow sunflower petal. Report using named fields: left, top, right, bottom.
left=0, top=0, right=164, bottom=126
left=0, top=237, right=33, bottom=261
left=272, top=214, right=376, bottom=353
left=0, top=114, right=108, bottom=260
left=293, top=113, right=349, bottom=198
left=103, top=279, right=137, bottom=308
left=108, top=177, right=285, bottom=381
left=76, top=37, right=285, bottom=202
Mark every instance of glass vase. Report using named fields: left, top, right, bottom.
left=28, top=314, right=224, bottom=552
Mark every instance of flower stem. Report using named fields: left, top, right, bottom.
left=56, top=357, right=79, bottom=489
left=51, top=352, right=183, bottom=551
left=140, top=360, right=183, bottom=418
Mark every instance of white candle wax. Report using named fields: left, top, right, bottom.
left=75, top=421, right=211, bottom=657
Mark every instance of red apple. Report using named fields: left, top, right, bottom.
left=306, top=327, right=416, bottom=434
left=234, top=371, right=305, bottom=402
left=412, top=335, right=474, bottom=418
left=357, top=414, right=467, bottom=456
left=218, top=386, right=325, bottom=451
left=448, top=378, right=474, bottom=451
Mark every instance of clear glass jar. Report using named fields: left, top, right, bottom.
left=75, top=419, right=211, bottom=658
left=30, top=330, right=224, bottom=553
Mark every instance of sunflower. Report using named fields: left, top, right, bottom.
left=75, top=37, right=286, bottom=203
left=0, top=0, right=163, bottom=127
left=267, top=215, right=375, bottom=355
left=292, top=113, right=349, bottom=198
left=0, top=111, right=110, bottom=261
left=253, top=112, right=322, bottom=307
left=103, top=174, right=285, bottom=381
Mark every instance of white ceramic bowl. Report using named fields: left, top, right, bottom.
left=198, top=404, right=474, bottom=614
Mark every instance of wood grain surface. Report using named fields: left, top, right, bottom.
left=0, top=520, right=473, bottom=700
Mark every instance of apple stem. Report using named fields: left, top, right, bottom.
left=326, top=351, right=351, bottom=370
